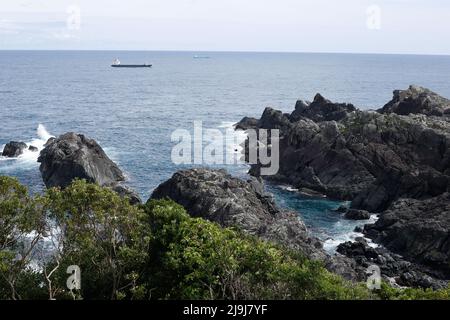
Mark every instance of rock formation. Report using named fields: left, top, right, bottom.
left=379, top=85, right=450, bottom=116
left=236, top=85, right=450, bottom=288
left=150, top=168, right=362, bottom=280
left=2, top=141, right=28, bottom=157
left=38, top=132, right=141, bottom=203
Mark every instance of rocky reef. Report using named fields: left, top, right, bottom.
left=236, top=85, right=450, bottom=288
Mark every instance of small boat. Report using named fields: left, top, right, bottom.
left=111, top=58, right=152, bottom=68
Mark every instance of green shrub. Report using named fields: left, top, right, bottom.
left=0, top=176, right=449, bottom=300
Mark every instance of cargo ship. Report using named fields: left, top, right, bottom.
left=111, top=58, right=152, bottom=68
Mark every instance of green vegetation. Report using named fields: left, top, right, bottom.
left=0, top=176, right=449, bottom=300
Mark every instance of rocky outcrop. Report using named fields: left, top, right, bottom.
left=237, top=87, right=450, bottom=212
left=379, top=85, right=450, bottom=116
left=150, top=168, right=362, bottom=280
left=38, top=132, right=125, bottom=188
left=150, top=169, right=321, bottom=256
left=290, top=94, right=357, bottom=122
left=2, top=141, right=28, bottom=157
left=364, top=194, right=450, bottom=279
left=37, top=132, right=141, bottom=204
left=336, top=238, right=447, bottom=290
left=236, top=85, right=450, bottom=287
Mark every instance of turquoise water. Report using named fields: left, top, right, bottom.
left=1, top=51, right=449, bottom=249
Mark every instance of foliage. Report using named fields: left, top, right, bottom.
left=0, top=176, right=449, bottom=300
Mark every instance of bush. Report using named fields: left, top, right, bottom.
left=0, top=176, right=449, bottom=300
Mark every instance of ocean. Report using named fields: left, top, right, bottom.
left=1, top=50, right=450, bottom=251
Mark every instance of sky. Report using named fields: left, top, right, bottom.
left=0, top=0, right=449, bottom=54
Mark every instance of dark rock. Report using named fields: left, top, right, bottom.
left=2, top=141, right=27, bottom=157
left=334, top=205, right=348, bottom=213
left=237, top=86, right=450, bottom=287
left=379, top=85, right=450, bottom=116
left=112, top=184, right=142, bottom=205
left=337, top=238, right=448, bottom=289
left=290, top=94, right=356, bottom=122
left=150, top=168, right=318, bottom=256
left=235, top=117, right=259, bottom=130
left=364, top=194, right=450, bottom=279
left=38, top=132, right=125, bottom=188
left=354, top=226, right=364, bottom=233
left=150, top=168, right=360, bottom=280
left=239, top=89, right=450, bottom=212
left=28, top=145, right=38, bottom=152
left=344, top=209, right=371, bottom=220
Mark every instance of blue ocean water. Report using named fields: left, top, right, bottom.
left=1, top=51, right=450, bottom=250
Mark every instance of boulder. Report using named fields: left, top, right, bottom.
left=28, top=145, right=38, bottom=152
left=344, top=209, right=371, bottom=220
left=2, top=141, right=28, bottom=157
left=38, top=132, right=125, bottom=188
left=334, top=205, right=348, bottom=213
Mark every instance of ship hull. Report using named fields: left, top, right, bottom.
left=111, top=64, right=152, bottom=68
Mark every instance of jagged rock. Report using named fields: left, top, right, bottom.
left=28, top=145, right=38, bottom=152
left=236, top=86, right=450, bottom=287
left=38, top=132, right=125, bottom=188
left=379, top=85, right=450, bottom=116
left=2, top=141, right=27, bottom=157
left=235, top=116, right=259, bottom=130
left=344, top=209, right=371, bottom=220
left=364, top=194, right=450, bottom=279
left=290, top=94, right=356, bottom=122
left=150, top=168, right=361, bottom=281
left=336, top=238, right=448, bottom=289
left=238, top=88, right=450, bottom=211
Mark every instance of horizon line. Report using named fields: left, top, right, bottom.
left=0, top=48, right=449, bottom=57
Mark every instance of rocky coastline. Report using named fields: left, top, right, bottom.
left=236, top=85, right=450, bottom=288
left=1, top=85, right=448, bottom=290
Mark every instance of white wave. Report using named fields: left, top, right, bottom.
left=217, top=121, right=237, bottom=129
left=0, top=124, right=54, bottom=172
left=278, top=185, right=299, bottom=192
left=323, top=214, right=380, bottom=254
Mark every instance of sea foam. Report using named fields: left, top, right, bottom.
left=0, top=124, right=54, bottom=172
